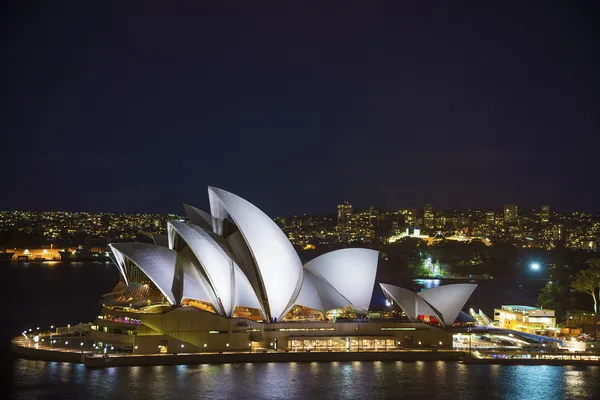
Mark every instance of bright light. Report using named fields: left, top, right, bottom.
left=65, top=341, right=69, bottom=345
left=531, top=263, right=540, bottom=270
left=418, top=341, right=422, bottom=345
left=181, top=344, right=184, bottom=348
left=80, top=342, right=84, bottom=346
left=33, top=335, right=39, bottom=343
left=135, top=346, right=138, bottom=349
left=226, top=343, right=229, bottom=347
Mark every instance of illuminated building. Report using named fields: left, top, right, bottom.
left=504, top=205, right=518, bottom=226
left=541, top=205, right=551, bottom=225
left=337, top=201, right=352, bottom=224
left=485, top=211, right=495, bottom=225
left=493, top=305, right=556, bottom=334
left=86, top=187, right=474, bottom=353
left=424, top=204, right=434, bottom=229
left=8, top=248, right=62, bottom=261
left=404, top=209, right=417, bottom=226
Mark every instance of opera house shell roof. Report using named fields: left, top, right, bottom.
left=107, top=186, right=476, bottom=325
left=108, top=186, right=380, bottom=322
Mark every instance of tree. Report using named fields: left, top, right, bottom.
left=538, top=282, right=561, bottom=310
left=570, top=266, right=600, bottom=315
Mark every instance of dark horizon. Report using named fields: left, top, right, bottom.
left=2, top=2, right=599, bottom=216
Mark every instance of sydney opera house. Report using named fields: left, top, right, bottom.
left=88, top=187, right=476, bottom=353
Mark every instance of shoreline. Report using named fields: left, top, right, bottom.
left=12, top=339, right=600, bottom=368
left=11, top=339, right=466, bottom=368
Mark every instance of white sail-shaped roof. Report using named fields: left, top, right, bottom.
left=109, top=249, right=128, bottom=285
left=302, top=270, right=352, bottom=312
left=417, top=284, right=477, bottom=325
left=380, top=283, right=478, bottom=326
left=208, top=187, right=304, bottom=321
left=304, top=248, right=379, bottom=312
left=109, top=243, right=177, bottom=305
left=152, top=234, right=169, bottom=248
left=208, top=189, right=229, bottom=235
left=293, top=272, right=325, bottom=312
left=176, top=250, right=216, bottom=305
left=183, top=204, right=213, bottom=231
left=233, top=264, right=266, bottom=319
left=380, top=283, right=437, bottom=320
left=168, top=221, right=234, bottom=316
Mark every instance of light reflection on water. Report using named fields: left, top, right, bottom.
left=9, top=359, right=600, bottom=400
left=414, top=279, right=441, bottom=290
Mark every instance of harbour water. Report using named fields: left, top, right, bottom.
left=2, top=262, right=595, bottom=399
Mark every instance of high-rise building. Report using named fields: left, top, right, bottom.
left=552, top=224, right=564, bottom=241
left=504, top=205, right=518, bottom=226
left=424, top=204, right=435, bottom=229
left=486, top=211, right=495, bottom=225
left=541, top=205, right=551, bottom=225
left=337, top=201, right=352, bottom=224
left=405, top=209, right=417, bottom=226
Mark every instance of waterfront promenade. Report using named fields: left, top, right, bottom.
left=12, top=335, right=600, bottom=369
left=11, top=334, right=466, bottom=368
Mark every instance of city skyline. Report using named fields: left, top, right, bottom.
left=2, top=2, right=599, bottom=215
left=1, top=201, right=599, bottom=216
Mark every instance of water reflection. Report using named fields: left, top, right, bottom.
left=414, top=279, right=441, bottom=290
left=9, top=360, right=600, bottom=400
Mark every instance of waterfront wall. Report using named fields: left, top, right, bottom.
left=11, top=342, right=87, bottom=364
left=12, top=337, right=465, bottom=368
left=83, top=350, right=466, bottom=368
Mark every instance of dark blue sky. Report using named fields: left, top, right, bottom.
left=2, top=2, right=599, bottom=215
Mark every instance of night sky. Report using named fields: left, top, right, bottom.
left=2, top=2, right=599, bottom=215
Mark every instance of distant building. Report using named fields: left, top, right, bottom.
left=552, top=224, right=564, bottom=241
left=405, top=209, right=417, bottom=226
left=504, top=205, right=518, bottom=226
left=485, top=211, right=495, bottom=225
left=337, top=201, right=352, bottom=224
left=541, top=205, right=551, bottom=225
left=494, top=305, right=555, bottom=334
left=9, top=248, right=62, bottom=261
left=424, top=204, right=435, bottom=229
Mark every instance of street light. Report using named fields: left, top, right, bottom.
left=531, top=263, right=540, bottom=270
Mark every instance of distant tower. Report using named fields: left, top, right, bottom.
left=424, top=204, right=435, bottom=229
left=541, top=205, right=551, bottom=225
left=404, top=209, right=417, bottom=226
left=337, top=201, right=352, bottom=224
left=504, top=205, right=518, bottom=226
left=486, top=211, right=495, bottom=225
